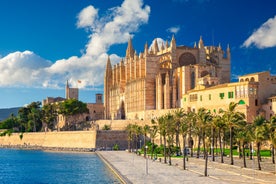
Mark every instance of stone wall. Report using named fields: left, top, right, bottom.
left=0, top=131, right=97, bottom=149
left=0, top=130, right=130, bottom=150
left=95, top=130, right=128, bottom=150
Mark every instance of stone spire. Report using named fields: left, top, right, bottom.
left=218, top=43, right=222, bottom=51
left=144, top=42, right=148, bottom=55
left=161, top=42, right=165, bottom=51
left=194, top=41, right=197, bottom=48
left=170, top=35, right=176, bottom=48
left=105, top=55, right=112, bottom=75
left=166, top=40, right=169, bottom=49
left=126, top=37, right=135, bottom=59
left=153, top=39, right=159, bottom=54
left=227, top=44, right=231, bottom=59
left=198, top=36, right=204, bottom=49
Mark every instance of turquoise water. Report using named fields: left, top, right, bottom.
left=0, top=149, right=121, bottom=184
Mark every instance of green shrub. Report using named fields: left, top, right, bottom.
left=113, top=144, right=119, bottom=150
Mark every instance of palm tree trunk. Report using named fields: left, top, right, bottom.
left=151, top=139, right=155, bottom=159
left=212, top=127, right=215, bottom=161
left=242, top=142, right=246, bottom=168
left=250, top=143, right=253, bottom=160
left=183, top=135, right=187, bottom=170
left=197, top=134, right=201, bottom=158
left=203, top=131, right=206, bottom=159
left=168, top=145, right=172, bottom=165
left=271, top=145, right=275, bottom=164
left=257, top=142, right=262, bottom=170
left=238, top=141, right=242, bottom=159
left=218, top=129, right=224, bottom=163
left=164, top=136, right=167, bottom=164
left=204, top=150, right=208, bottom=176
left=215, top=136, right=218, bottom=156
left=230, top=127, right=234, bottom=165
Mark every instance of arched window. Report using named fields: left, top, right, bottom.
left=240, top=79, right=244, bottom=82
left=179, top=52, right=196, bottom=67
left=245, top=78, right=249, bottom=82
left=250, top=77, right=255, bottom=82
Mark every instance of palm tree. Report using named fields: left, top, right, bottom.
left=187, top=111, right=196, bottom=157
left=267, top=115, right=276, bottom=164
left=221, top=102, right=245, bottom=165
left=125, top=124, right=133, bottom=152
left=142, top=124, right=150, bottom=157
left=149, top=119, right=158, bottom=159
left=213, top=113, right=226, bottom=163
left=164, top=113, right=175, bottom=165
left=235, top=121, right=249, bottom=167
left=158, top=115, right=167, bottom=163
left=196, top=108, right=212, bottom=159
left=253, top=115, right=268, bottom=170
left=173, top=108, right=185, bottom=155
left=179, top=112, right=189, bottom=170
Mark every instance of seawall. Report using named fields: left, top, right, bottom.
left=0, top=131, right=97, bottom=150
left=0, top=130, right=129, bottom=151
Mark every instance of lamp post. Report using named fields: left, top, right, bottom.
left=145, top=145, right=148, bottom=175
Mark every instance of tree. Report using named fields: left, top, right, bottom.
left=213, top=113, right=226, bottom=163
left=149, top=119, right=158, bottom=159
left=158, top=115, right=167, bottom=164
left=29, top=102, right=43, bottom=132
left=221, top=102, right=245, bottom=165
left=165, top=113, right=175, bottom=165
left=235, top=121, right=250, bottom=168
left=179, top=111, right=189, bottom=170
left=253, top=115, right=268, bottom=170
left=173, top=108, right=185, bottom=155
left=58, top=99, right=89, bottom=130
left=142, top=124, right=150, bottom=157
left=125, top=124, right=133, bottom=152
left=267, top=115, right=276, bottom=164
left=196, top=108, right=212, bottom=159
left=42, top=103, right=58, bottom=131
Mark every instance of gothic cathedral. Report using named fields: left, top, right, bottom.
left=104, top=36, right=231, bottom=120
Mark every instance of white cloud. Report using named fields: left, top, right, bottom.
left=242, top=15, right=276, bottom=49
left=167, top=26, right=180, bottom=34
left=0, top=0, right=150, bottom=89
left=76, top=5, right=98, bottom=29
left=0, top=51, right=51, bottom=87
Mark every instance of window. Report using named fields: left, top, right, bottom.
left=189, top=94, right=198, bottom=102
left=228, top=91, right=234, bottom=98
left=209, top=94, right=211, bottom=100
left=219, top=93, right=224, bottom=99
left=183, top=97, right=186, bottom=102
left=200, top=95, right=202, bottom=101
left=255, top=99, right=258, bottom=106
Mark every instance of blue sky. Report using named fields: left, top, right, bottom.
left=0, top=0, right=276, bottom=108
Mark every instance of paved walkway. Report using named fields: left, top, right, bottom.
left=97, top=151, right=276, bottom=184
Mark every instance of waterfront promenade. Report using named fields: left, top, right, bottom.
left=97, top=151, right=276, bottom=184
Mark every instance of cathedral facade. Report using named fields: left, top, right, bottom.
left=104, top=36, right=231, bottom=120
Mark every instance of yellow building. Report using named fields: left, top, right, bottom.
left=104, top=36, right=230, bottom=120
left=182, top=71, right=276, bottom=122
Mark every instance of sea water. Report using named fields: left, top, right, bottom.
left=0, top=149, right=121, bottom=184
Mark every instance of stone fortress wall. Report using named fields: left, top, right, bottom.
left=0, top=131, right=97, bottom=149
